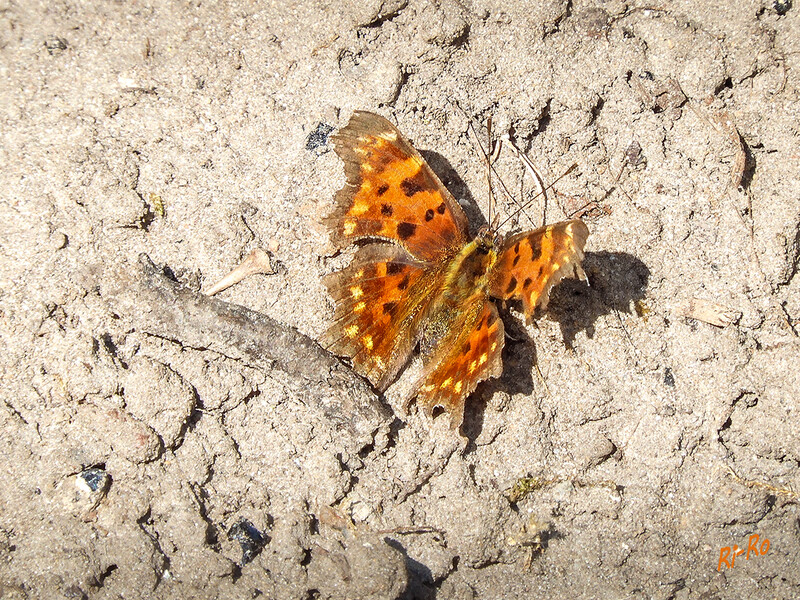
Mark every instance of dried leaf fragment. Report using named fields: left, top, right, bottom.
left=206, top=248, right=274, bottom=296
left=681, top=298, right=741, bottom=327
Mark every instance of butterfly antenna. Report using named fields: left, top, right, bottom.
left=566, top=198, right=599, bottom=219
left=477, top=124, right=531, bottom=231
left=504, top=136, right=551, bottom=227
left=465, top=116, right=510, bottom=229
left=486, top=116, right=495, bottom=226
left=457, top=105, right=538, bottom=230
left=495, top=163, right=578, bottom=232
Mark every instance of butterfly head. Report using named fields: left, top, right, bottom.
left=476, top=224, right=503, bottom=254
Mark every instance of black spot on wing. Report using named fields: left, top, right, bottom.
left=530, top=240, right=542, bottom=262
left=400, top=176, right=425, bottom=197
left=436, top=202, right=446, bottom=215
left=425, top=208, right=434, bottom=221
left=397, top=221, right=417, bottom=240
left=377, top=184, right=389, bottom=196
left=381, top=203, right=393, bottom=216
left=505, top=277, right=517, bottom=295
left=386, top=262, right=404, bottom=275
left=523, top=277, right=532, bottom=289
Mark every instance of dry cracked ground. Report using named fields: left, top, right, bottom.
left=1, top=1, right=799, bottom=599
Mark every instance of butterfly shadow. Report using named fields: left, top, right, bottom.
left=460, top=319, right=538, bottom=446
left=461, top=250, right=650, bottom=444
left=546, top=250, right=650, bottom=348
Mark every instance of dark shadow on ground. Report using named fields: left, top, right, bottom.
left=384, top=537, right=437, bottom=600
left=461, top=251, right=650, bottom=443
left=548, top=250, right=650, bottom=348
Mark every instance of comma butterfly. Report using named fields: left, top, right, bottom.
left=322, top=111, right=589, bottom=429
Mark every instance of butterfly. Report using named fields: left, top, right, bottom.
left=322, top=111, right=589, bottom=430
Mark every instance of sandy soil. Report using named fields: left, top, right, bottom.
left=1, top=1, right=799, bottom=598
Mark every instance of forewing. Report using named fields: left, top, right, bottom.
left=325, top=111, right=469, bottom=261
left=488, top=220, right=589, bottom=318
left=322, top=245, right=440, bottom=390
left=414, top=299, right=505, bottom=430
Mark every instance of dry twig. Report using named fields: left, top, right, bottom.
left=102, top=254, right=392, bottom=443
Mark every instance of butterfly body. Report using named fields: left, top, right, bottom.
left=418, top=235, right=498, bottom=354
left=323, top=111, right=589, bottom=429
left=441, top=235, right=499, bottom=300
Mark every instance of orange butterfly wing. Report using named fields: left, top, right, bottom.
left=323, top=111, right=471, bottom=388
left=413, top=299, right=505, bottom=429
left=488, top=220, right=589, bottom=318
left=322, top=246, right=435, bottom=389
left=324, top=111, right=469, bottom=261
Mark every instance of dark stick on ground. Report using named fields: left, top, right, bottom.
left=103, top=253, right=393, bottom=444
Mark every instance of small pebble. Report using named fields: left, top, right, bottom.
left=227, top=518, right=267, bottom=566
left=774, top=0, right=792, bottom=15
left=75, top=467, right=111, bottom=511
left=44, top=37, right=68, bottom=55
left=663, top=367, right=675, bottom=387
left=305, top=122, right=334, bottom=151
left=625, top=140, right=644, bottom=166
left=77, top=467, right=111, bottom=494
left=51, top=232, right=68, bottom=250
